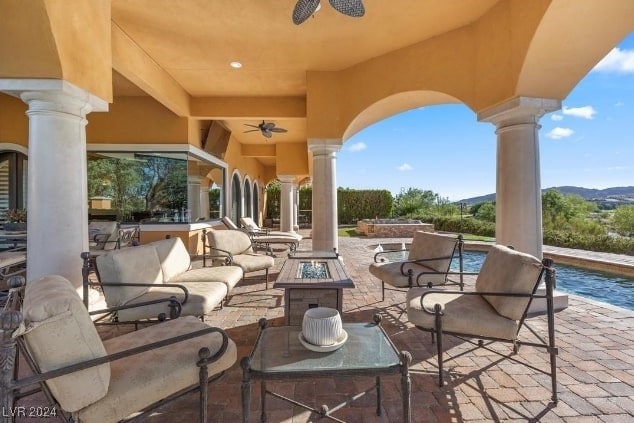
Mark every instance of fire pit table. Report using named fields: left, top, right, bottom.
left=274, top=250, right=355, bottom=325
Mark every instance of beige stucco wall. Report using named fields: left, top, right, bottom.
left=87, top=97, right=189, bottom=143
left=0, top=0, right=112, bottom=101
left=0, top=94, right=28, bottom=145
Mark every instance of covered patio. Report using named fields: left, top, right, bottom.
left=15, top=232, right=633, bottom=421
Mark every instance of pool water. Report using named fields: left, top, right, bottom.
left=453, top=251, right=634, bottom=310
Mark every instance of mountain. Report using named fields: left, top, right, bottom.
left=459, top=186, right=634, bottom=207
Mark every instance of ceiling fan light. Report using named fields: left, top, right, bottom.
left=229, top=61, right=242, bottom=69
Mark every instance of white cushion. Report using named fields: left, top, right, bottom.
left=96, top=245, right=164, bottom=307
left=169, top=265, right=243, bottom=290
left=17, top=275, right=110, bottom=412
left=147, top=237, right=192, bottom=282
left=76, top=316, right=237, bottom=423
left=476, top=245, right=543, bottom=320
left=407, top=231, right=457, bottom=272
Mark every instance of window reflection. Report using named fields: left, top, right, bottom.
left=87, top=150, right=225, bottom=224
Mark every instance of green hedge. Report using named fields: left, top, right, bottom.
left=543, top=230, right=634, bottom=255
left=417, top=215, right=496, bottom=237
left=266, top=186, right=392, bottom=223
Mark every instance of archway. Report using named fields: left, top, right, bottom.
left=244, top=177, right=252, bottom=218
left=230, top=172, right=242, bottom=224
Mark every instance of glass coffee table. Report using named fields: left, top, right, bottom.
left=241, top=314, right=411, bottom=422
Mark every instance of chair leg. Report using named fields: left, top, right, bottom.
left=265, top=268, right=269, bottom=290
left=382, top=281, right=385, bottom=302
left=434, top=304, right=444, bottom=387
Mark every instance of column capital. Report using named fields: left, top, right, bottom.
left=277, top=175, right=296, bottom=184
left=0, top=78, right=108, bottom=114
left=307, top=138, right=342, bottom=155
left=477, top=96, right=561, bottom=127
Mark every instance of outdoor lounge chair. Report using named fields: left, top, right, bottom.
left=239, top=216, right=303, bottom=241
left=202, top=228, right=275, bottom=288
left=369, top=231, right=464, bottom=301
left=221, top=216, right=299, bottom=255
left=0, top=275, right=237, bottom=423
left=406, top=244, right=558, bottom=403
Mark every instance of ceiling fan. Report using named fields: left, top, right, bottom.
left=243, top=121, right=288, bottom=139
left=293, top=0, right=365, bottom=25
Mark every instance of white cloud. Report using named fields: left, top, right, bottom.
left=615, top=101, right=625, bottom=107
left=562, top=106, right=597, bottom=120
left=593, top=47, right=634, bottom=73
left=397, top=163, right=413, bottom=171
left=348, top=142, right=367, bottom=152
left=550, top=114, right=564, bottom=121
left=546, top=127, right=574, bottom=140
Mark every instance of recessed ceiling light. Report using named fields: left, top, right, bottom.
left=230, top=61, right=242, bottom=69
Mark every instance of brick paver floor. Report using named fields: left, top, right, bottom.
left=17, top=231, right=634, bottom=422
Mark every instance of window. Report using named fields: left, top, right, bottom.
left=0, top=151, right=27, bottom=221
left=87, top=147, right=225, bottom=224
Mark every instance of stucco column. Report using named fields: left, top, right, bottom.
left=308, top=139, right=341, bottom=252
left=278, top=175, right=295, bottom=233
left=293, top=186, right=300, bottom=232
left=0, top=79, right=108, bottom=292
left=478, top=97, right=560, bottom=258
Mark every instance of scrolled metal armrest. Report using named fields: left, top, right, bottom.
left=373, top=249, right=408, bottom=263
left=11, top=326, right=230, bottom=390
left=97, top=282, right=190, bottom=304
left=418, top=289, right=534, bottom=315
left=415, top=270, right=478, bottom=285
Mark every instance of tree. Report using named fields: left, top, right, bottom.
left=475, top=202, right=496, bottom=222
left=613, top=205, right=634, bottom=236
left=542, top=189, right=603, bottom=235
left=393, top=187, right=438, bottom=217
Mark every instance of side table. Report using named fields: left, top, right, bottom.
left=241, top=314, right=411, bottom=422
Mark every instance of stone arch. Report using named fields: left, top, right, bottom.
left=252, top=180, right=260, bottom=224
left=230, top=170, right=242, bottom=224
left=243, top=175, right=252, bottom=218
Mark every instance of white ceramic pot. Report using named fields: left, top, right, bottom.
left=301, top=307, right=343, bottom=346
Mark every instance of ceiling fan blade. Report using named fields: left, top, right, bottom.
left=262, top=130, right=273, bottom=139
left=329, top=0, right=364, bottom=17
left=243, top=129, right=260, bottom=133
left=293, top=0, right=320, bottom=25
left=270, top=127, right=288, bottom=133
left=262, top=122, right=276, bottom=131
left=244, top=124, right=260, bottom=129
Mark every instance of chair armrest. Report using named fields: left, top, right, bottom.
left=11, top=325, right=230, bottom=391
left=89, top=296, right=182, bottom=320
left=415, top=270, right=478, bottom=286
left=373, top=249, right=408, bottom=263
left=418, top=289, right=535, bottom=314
left=204, top=246, right=234, bottom=265
left=92, top=281, right=190, bottom=305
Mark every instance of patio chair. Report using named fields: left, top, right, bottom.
left=406, top=244, right=558, bottom=403
left=88, top=220, right=119, bottom=251
left=369, top=231, right=465, bottom=301
left=0, top=275, right=237, bottom=423
left=221, top=216, right=299, bottom=255
left=239, top=216, right=303, bottom=241
left=202, top=228, right=275, bottom=288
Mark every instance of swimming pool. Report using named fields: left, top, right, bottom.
left=455, top=251, right=634, bottom=311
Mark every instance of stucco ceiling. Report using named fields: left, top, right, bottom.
left=111, top=0, right=500, bottom=97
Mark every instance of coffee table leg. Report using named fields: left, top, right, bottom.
left=261, top=380, right=268, bottom=422
left=241, top=357, right=251, bottom=423
left=401, top=351, right=412, bottom=423
left=376, top=376, right=382, bottom=416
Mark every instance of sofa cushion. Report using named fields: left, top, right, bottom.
left=169, top=265, right=243, bottom=291
left=406, top=286, right=520, bottom=340
left=475, top=245, right=543, bottom=321
left=96, top=245, right=164, bottom=307
left=148, top=237, right=192, bottom=282
left=232, top=253, right=274, bottom=273
left=16, top=275, right=110, bottom=412
left=116, top=282, right=228, bottom=322
left=77, top=316, right=237, bottom=423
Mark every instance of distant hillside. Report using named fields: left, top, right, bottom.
left=459, top=186, right=634, bottom=207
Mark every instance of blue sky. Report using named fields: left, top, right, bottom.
left=337, top=34, right=634, bottom=202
